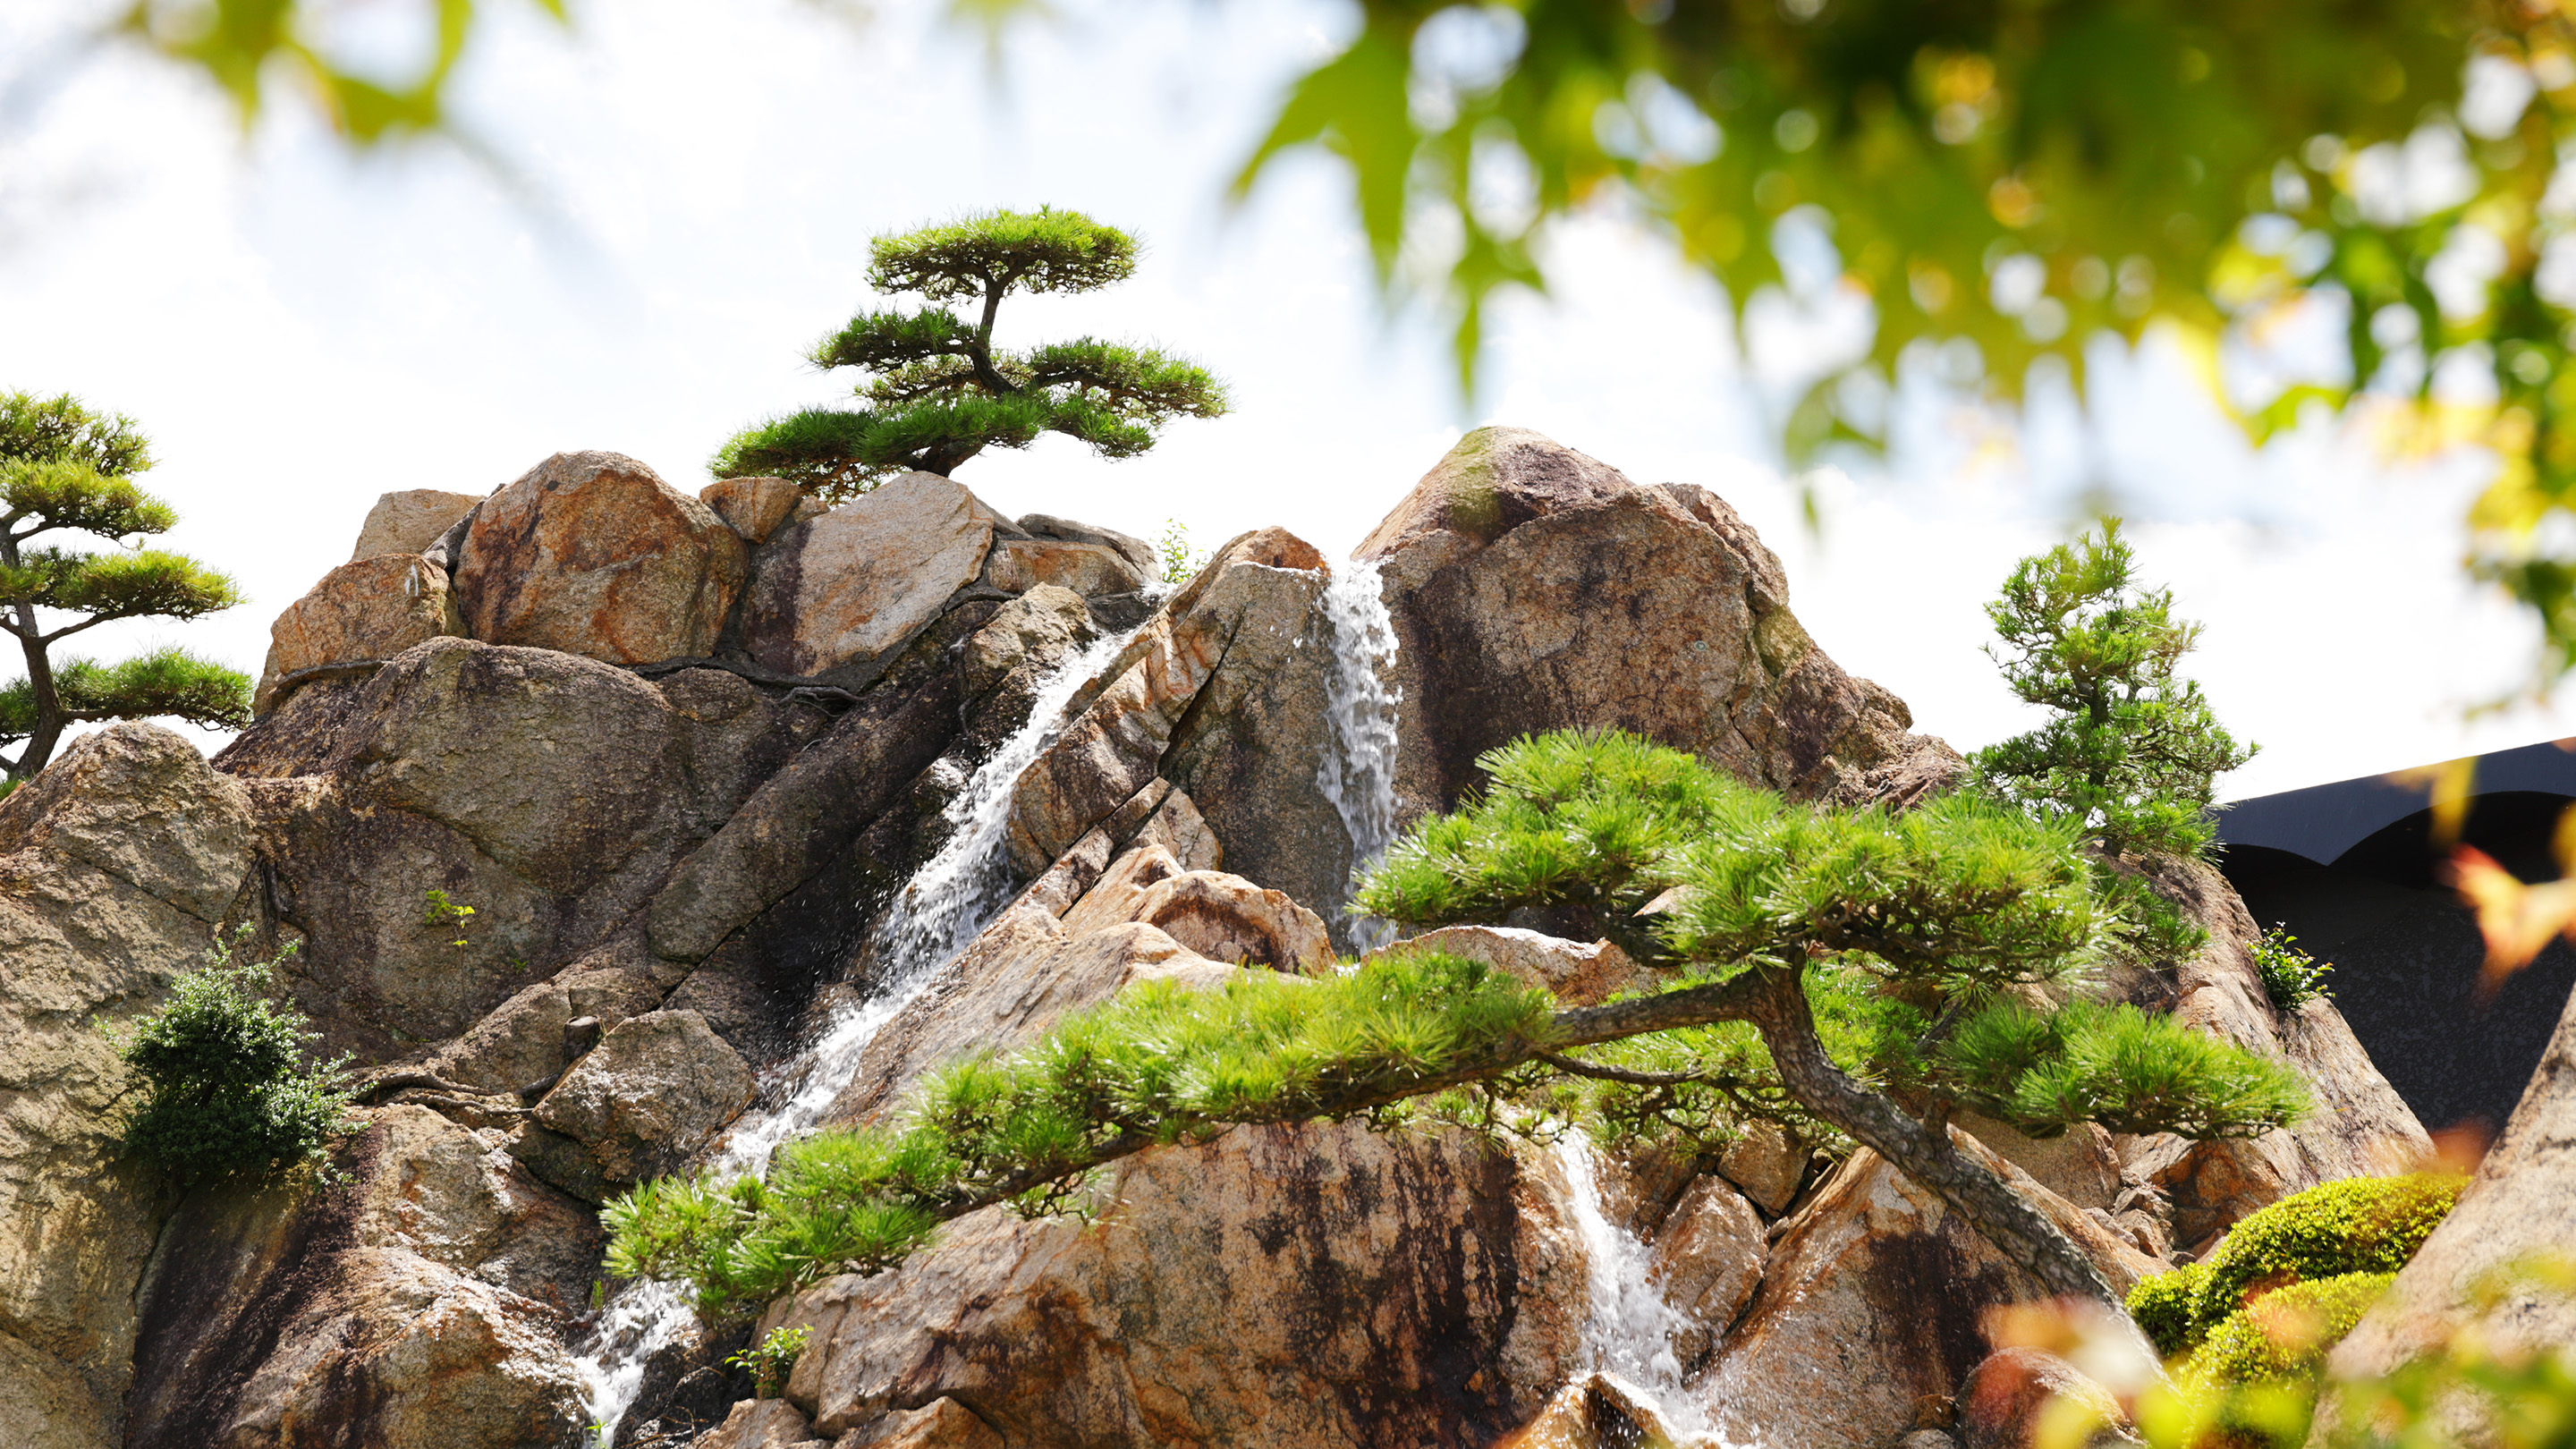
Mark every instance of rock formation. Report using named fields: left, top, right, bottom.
left=0, top=428, right=2462, bottom=1449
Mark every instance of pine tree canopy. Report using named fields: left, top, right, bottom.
left=1971, top=521, right=2256, bottom=858
left=606, top=728, right=2304, bottom=1324
left=0, top=393, right=251, bottom=783
left=712, top=208, right=1229, bottom=502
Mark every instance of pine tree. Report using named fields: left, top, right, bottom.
left=0, top=393, right=252, bottom=784
left=711, top=208, right=1230, bottom=503
left=1972, top=521, right=2256, bottom=858
left=606, top=730, right=2307, bottom=1324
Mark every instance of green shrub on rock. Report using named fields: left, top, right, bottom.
left=2190, top=1271, right=2396, bottom=1388
left=2126, top=1174, right=2462, bottom=1359
left=2190, top=1174, right=2462, bottom=1336
left=105, top=932, right=359, bottom=1187
left=2131, top=1259, right=2214, bottom=1358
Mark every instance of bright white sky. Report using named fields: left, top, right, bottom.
left=0, top=0, right=2562, bottom=800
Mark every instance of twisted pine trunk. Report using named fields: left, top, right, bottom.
left=0, top=523, right=64, bottom=780
left=1737, top=966, right=2123, bottom=1311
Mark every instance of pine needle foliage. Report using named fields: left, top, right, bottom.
left=0, top=393, right=250, bottom=782
left=104, top=932, right=359, bottom=1187
left=607, top=951, right=1555, bottom=1318
left=1972, top=521, right=2256, bottom=859
left=711, top=208, right=1229, bottom=503
left=608, top=728, right=2309, bottom=1325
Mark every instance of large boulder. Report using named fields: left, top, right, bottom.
left=1691, top=1140, right=2160, bottom=1449
left=772, top=1120, right=1588, bottom=1449
left=530, top=1010, right=755, bottom=1187
left=253, top=554, right=463, bottom=715
left=1354, top=427, right=1958, bottom=821
left=0, top=724, right=255, bottom=1449
left=218, top=638, right=813, bottom=1059
left=2320, top=980, right=2576, bottom=1444
left=1016, top=512, right=1156, bottom=577
left=351, top=488, right=482, bottom=561
left=740, top=471, right=1004, bottom=682
left=123, top=1107, right=594, bottom=1449
left=987, top=535, right=1150, bottom=597
left=454, top=451, right=747, bottom=665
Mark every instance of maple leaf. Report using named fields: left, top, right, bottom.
left=2442, top=844, right=2576, bottom=996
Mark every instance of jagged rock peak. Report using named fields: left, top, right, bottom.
left=1357, top=425, right=1959, bottom=818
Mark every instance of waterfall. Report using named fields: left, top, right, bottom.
left=1314, top=557, right=1402, bottom=952
left=571, top=623, right=1140, bottom=1444
left=1552, top=1135, right=1730, bottom=1447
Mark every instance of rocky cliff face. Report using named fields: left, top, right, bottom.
left=0, top=430, right=2448, bottom=1449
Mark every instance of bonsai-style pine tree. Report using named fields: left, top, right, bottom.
left=606, top=730, right=2306, bottom=1323
left=1972, top=521, right=2256, bottom=858
left=0, top=393, right=251, bottom=784
left=711, top=208, right=1230, bottom=503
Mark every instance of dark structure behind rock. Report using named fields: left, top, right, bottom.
left=2216, top=738, right=2576, bottom=1134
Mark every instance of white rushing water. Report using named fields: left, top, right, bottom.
left=1314, top=557, right=1403, bottom=952
left=571, top=625, right=1139, bottom=1444
left=1553, top=1134, right=1727, bottom=1446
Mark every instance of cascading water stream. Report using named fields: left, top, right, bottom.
left=1314, top=557, right=1402, bottom=952
left=1553, top=1134, right=1735, bottom=1447
left=570, top=624, right=1140, bottom=1443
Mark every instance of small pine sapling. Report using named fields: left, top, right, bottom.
left=0, top=393, right=252, bottom=783
left=104, top=930, right=359, bottom=1186
left=605, top=730, right=2307, bottom=1325
left=1973, top=521, right=2256, bottom=860
left=712, top=208, right=1229, bottom=503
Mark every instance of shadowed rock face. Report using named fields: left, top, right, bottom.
left=1355, top=427, right=1959, bottom=823
left=123, top=1107, right=595, bottom=1449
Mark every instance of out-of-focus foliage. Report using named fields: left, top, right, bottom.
left=2123, top=1254, right=2576, bottom=1449
left=1230, top=0, right=2576, bottom=688
left=113, top=0, right=567, bottom=143
left=112, top=0, right=2576, bottom=683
